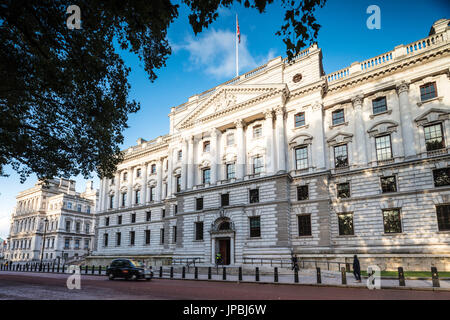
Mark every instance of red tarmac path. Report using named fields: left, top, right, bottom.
left=0, top=271, right=449, bottom=300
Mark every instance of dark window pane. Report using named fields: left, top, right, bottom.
left=249, top=217, right=261, bottom=237
left=338, top=213, right=354, bottom=236
left=334, top=144, right=348, bottom=168
left=298, top=215, right=312, bottom=236
left=433, top=168, right=450, bottom=187
left=226, top=163, right=235, bottom=179
left=146, top=211, right=151, bottom=221
left=249, top=189, right=259, bottom=203
left=436, top=205, right=450, bottom=231
left=375, top=135, right=392, bottom=161
left=253, top=157, right=264, bottom=174
left=420, top=82, right=437, bottom=101
left=195, top=222, right=204, bottom=240
left=145, top=230, right=151, bottom=244
left=372, top=97, right=387, bottom=114
left=297, top=185, right=309, bottom=201
left=424, top=123, right=445, bottom=151
left=295, top=112, right=305, bottom=127
left=295, top=147, right=308, bottom=170
left=160, top=229, right=164, bottom=244
left=381, top=176, right=397, bottom=193
left=332, top=109, right=345, bottom=126
left=116, top=232, right=121, bottom=246
left=221, top=193, right=230, bottom=207
left=196, top=198, right=203, bottom=210
left=131, top=213, right=136, bottom=223
left=202, top=169, right=210, bottom=184
left=383, top=209, right=402, bottom=233
left=337, top=183, right=350, bottom=198
left=130, top=231, right=135, bottom=245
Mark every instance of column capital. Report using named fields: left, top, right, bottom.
left=274, top=105, right=285, bottom=116
left=210, top=128, right=220, bottom=137
left=396, top=81, right=410, bottom=94
left=263, top=109, right=274, bottom=119
left=351, top=94, right=364, bottom=108
left=312, top=101, right=323, bottom=111
left=234, top=119, right=246, bottom=129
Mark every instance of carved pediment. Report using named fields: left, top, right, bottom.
left=327, top=132, right=353, bottom=146
left=415, top=108, right=449, bottom=126
left=177, top=84, right=288, bottom=129
left=289, top=133, right=313, bottom=146
left=367, top=121, right=398, bottom=137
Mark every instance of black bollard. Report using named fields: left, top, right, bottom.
left=91, top=265, right=95, bottom=275
left=222, top=267, right=226, bottom=280
left=316, top=267, right=322, bottom=284
left=194, top=267, right=198, bottom=280
left=431, top=267, right=440, bottom=288
left=238, top=267, right=242, bottom=281
left=52, top=264, right=55, bottom=273
left=341, top=267, right=347, bottom=285
left=255, top=267, right=260, bottom=282
left=159, top=266, right=163, bottom=278
left=208, top=267, right=212, bottom=280
left=170, top=266, right=174, bottom=278
left=274, top=267, right=278, bottom=283
left=85, top=265, right=88, bottom=274
left=98, top=265, right=101, bottom=275
left=294, top=268, right=299, bottom=283
left=62, top=264, right=65, bottom=273
left=182, top=266, right=185, bottom=279
left=398, top=267, right=405, bottom=287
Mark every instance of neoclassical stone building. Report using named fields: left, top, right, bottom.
left=91, top=19, right=450, bottom=270
left=5, top=178, right=98, bottom=263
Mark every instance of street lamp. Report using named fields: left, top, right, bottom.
left=39, top=217, right=49, bottom=266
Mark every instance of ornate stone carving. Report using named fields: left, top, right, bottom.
left=351, top=94, right=364, bottom=108
left=263, top=109, right=274, bottom=119
left=214, top=92, right=236, bottom=112
left=274, top=105, right=285, bottom=116
left=234, top=119, right=245, bottom=129
left=312, top=102, right=323, bottom=111
left=396, top=81, right=410, bottom=94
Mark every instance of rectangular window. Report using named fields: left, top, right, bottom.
left=221, top=193, right=230, bottom=207
left=178, top=150, right=182, bottom=161
left=121, top=193, right=127, bottom=207
left=135, top=190, right=140, bottom=204
left=65, top=221, right=71, bottom=232
left=104, top=234, right=108, bottom=247
left=176, top=176, right=181, bottom=192
left=162, top=209, right=166, bottom=218
left=150, top=187, right=155, bottom=201
left=332, top=109, right=345, bottom=126
left=424, top=123, right=445, bottom=151
left=338, top=213, right=354, bottom=236
left=227, top=133, right=235, bottom=146
left=109, top=195, right=114, bottom=209
left=295, top=112, right=305, bottom=127
left=75, top=222, right=80, bottom=233
left=64, top=238, right=70, bottom=249
left=136, top=168, right=141, bottom=178
left=160, top=229, right=164, bottom=244
left=383, top=209, right=402, bottom=233
left=172, top=226, right=177, bottom=243
left=381, top=176, right=397, bottom=193
left=436, top=205, right=450, bottom=231
left=131, top=213, right=136, bottom=223
left=202, top=168, right=211, bottom=184
left=337, top=182, right=351, bottom=199
left=249, top=216, right=261, bottom=238
left=376, top=135, right=393, bottom=161
left=226, top=163, right=236, bottom=179
left=334, top=144, right=348, bottom=168
left=151, top=164, right=156, bottom=174
left=74, top=240, right=80, bottom=250
left=433, top=168, right=450, bottom=187
left=203, top=141, right=210, bottom=153
left=130, top=231, right=135, bottom=245
left=77, top=204, right=82, bottom=212
left=253, top=125, right=262, bottom=138
left=297, top=185, right=309, bottom=201
left=146, top=211, right=151, bottom=222
left=145, top=230, right=151, bottom=245
left=249, top=189, right=259, bottom=204
left=195, top=222, right=204, bottom=241
left=196, top=198, right=203, bottom=211
left=253, top=156, right=264, bottom=174
left=298, top=215, right=312, bottom=236
left=116, top=232, right=121, bottom=246
left=84, top=239, right=89, bottom=249
left=123, top=172, right=127, bottom=181
left=105, top=217, right=109, bottom=226
left=117, top=215, right=122, bottom=225
left=85, top=224, right=90, bottom=233
left=67, top=202, right=72, bottom=209
left=420, top=82, right=437, bottom=101
left=174, top=204, right=178, bottom=214
left=372, top=97, right=387, bottom=114
left=295, top=146, right=308, bottom=170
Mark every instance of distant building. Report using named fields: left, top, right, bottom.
left=0, top=238, right=6, bottom=260
left=88, top=19, right=449, bottom=271
left=5, top=178, right=98, bottom=263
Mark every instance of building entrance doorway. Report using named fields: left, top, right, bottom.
left=217, top=238, right=231, bottom=265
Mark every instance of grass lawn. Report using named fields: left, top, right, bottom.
left=360, top=270, right=450, bottom=278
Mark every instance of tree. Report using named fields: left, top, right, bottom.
left=0, top=0, right=326, bottom=182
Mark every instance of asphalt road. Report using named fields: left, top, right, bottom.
left=0, top=271, right=449, bottom=300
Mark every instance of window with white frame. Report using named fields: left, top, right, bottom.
left=295, top=146, right=308, bottom=170
left=253, top=156, right=264, bottom=174
left=375, top=135, right=393, bottom=161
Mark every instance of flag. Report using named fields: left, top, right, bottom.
left=236, top=15, right=240, bottom=43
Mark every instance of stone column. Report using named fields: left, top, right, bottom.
left=98, top=178, right=104, bottom=212
left=102, top=177, right=109, bottom=211
left=351, top=95, right=368, bottom=166
left=127, top=167, right=133, bottom=207
left=210, top=129, right=220, bottom=184
left=181, top=139, right=188, bottom=190
left=275, top=106, right=287, bottom=172
left=167, top=150, right=173, bottom=197
left=311, top=102, right=327, bottom=169
left=187, top=136, right=195, bottom=189
left=264, top=109, right=275, bottom=174
left=141, top=163, right=147, bottom=204
left=156, top=158, right=163, bottom=201
left=114, top=172, right=120, bottom=209
left=235, top=119, right=246, bottom=179
left=396, top=82, right=416, bottom=158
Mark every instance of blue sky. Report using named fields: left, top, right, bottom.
left=0, top=0, right=448, bottom=238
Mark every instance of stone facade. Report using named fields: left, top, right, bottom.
left=4, top=178, right=98, bottom=263
left=91, top=19, right=450, bottom=271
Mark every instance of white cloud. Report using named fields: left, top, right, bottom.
left=174, top=28, right=276, bottom=79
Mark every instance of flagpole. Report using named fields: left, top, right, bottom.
left=236, top=13, right=239, bottom=78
